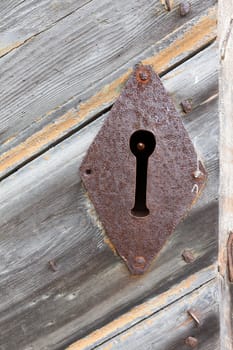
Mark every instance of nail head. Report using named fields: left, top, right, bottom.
left=136, top=68, right=150, bottom=84
left=182, top=249, right=195, bottom=263
left=179, top=1, right=191, bottom=16
left=140, top=72, right=148, bottom=81
left=134, top=256, right=146, bottom=267
left=181, top=99, right=192, bottom=113
left=48, top=260, right=58, bottom=272
left=185, top=336, right=198, bottom=348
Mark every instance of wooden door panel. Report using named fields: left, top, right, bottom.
left=219, top=1, right=233, bottom=347
left=0, top=43, right=218, bottom=349
left=0, top=0, right=217, bottom=179
left=68, top=280, right=218, bottom=350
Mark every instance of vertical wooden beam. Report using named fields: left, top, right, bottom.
left=219, top=1, right=233, bottom=349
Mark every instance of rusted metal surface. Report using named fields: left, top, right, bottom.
left=227, top=231, right=233, bottom=282
left=80, top=64, right=207, bottom=274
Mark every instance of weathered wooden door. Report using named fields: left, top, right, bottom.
left=0, top=0, right=231, bottom=349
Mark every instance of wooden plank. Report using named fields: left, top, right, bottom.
left=0, top=0, right=217, bottom=179
left=68, top=280, right=219, bottom=350
left=0, top=45, right=218, bottom=349
left=0, top=0, right=92, bottom=57
left=97, top=280, right=219, bottom=350
left=66, top=269, right=216, bottom=350
left=219, top=1, right=233, bottom=349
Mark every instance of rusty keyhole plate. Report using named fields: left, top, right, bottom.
left=80, top=64, right=207, bottom=275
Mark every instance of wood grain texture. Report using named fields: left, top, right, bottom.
left=0, top=44, right=218, bottom=350
left=0, top=0, right=217, bottom=179
left=0, top=0, right=92, bottom=57
left=83, top=280, right=219, bottom=350
left=67, top=267, right=216, bottom=350
left=219, top=1, right=233, bottom=349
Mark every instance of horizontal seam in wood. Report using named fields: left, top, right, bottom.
left=66, top=271, right=217, bottom=350
left=0, top=9, right=217, bottom=181
left=92, top=278, right=217, bottom=349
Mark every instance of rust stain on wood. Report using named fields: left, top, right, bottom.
left=0, top=8, right=216, bottom=177
left=66, top=266, right=215, bottom=350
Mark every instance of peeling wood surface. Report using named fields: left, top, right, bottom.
left=219, top=1, right=233, bottom=349
left=0, top=0, right=217, bottom=179
left=0, top=42, right=218, bottom=349
left=69, top=280, right=219, bottom=350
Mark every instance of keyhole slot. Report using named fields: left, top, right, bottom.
left=130, top=130, right=156, bottom=217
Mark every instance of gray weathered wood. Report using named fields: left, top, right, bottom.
left=219, top=1, right=233, bottom=349
left=65, top=267, right=216, bottom=350
left=0, top=0, right=92, bottom=57
left=0, top=0, right=216, bottom=179
left=0, top=44, right=218, bottom=349
left=90, top=281, right=219, bottom=350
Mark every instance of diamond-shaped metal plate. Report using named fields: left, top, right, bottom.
left=80, top=64, right=207, bottom=275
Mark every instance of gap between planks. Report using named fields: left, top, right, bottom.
left=0, top=43, right=218, bottom=349
left=66, top=266, right=217, bottom=350
left=93, top=280, right=219, bottom=350
left=0, top=0, right=215, bottom=159
left=0, top=6, right=217, bottom=181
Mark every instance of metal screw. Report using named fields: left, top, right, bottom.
left=180, top=99, right=192, bottom=113
left=182, top=249, right=195, bottom=263
left=137, top=142, right=146, bottom=151
left=185, top=336, right=198, bottom=348
left=179, top=1, right=191, bottom=16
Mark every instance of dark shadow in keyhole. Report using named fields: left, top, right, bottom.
left=130, top=130, right=156, bottom=217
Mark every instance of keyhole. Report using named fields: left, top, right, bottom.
left=130, top=130, right=156, bottom=217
